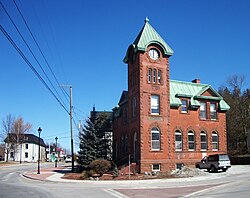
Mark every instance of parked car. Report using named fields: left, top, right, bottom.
left=65, top=155, right=72, bottom=163
left=195, top=154, right=231, bottom=172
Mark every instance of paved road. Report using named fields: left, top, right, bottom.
left=1, top=163, right=250, bottom=198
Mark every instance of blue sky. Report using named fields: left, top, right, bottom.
left=0, top=0, right=249, bottom=151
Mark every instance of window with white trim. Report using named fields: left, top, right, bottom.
left=212, top=131, right=218, bottom=151
left=151, top=95, right=160, bottom=115
left=200, top=102, right=207, bottom=119
left=210, top=103, right=217, bottom=120
left=181, top=100, right=188, bottom=113
left=175, top=130, right=182, bottom=151
left=153, top=69, right=157, bottom=83
left=148, top=68, right=152, bottom=83
left=188, top=131, right=195, bottom=151
left=152, top=164, right=160, bottom=171
left=151, top=127, right=160, bottom=150
left=157, top=70, right=161, bottom=84
left=200, top=131, right=207, bottom=151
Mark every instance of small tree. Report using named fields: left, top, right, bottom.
left=78, top=112, right=112, bottom=168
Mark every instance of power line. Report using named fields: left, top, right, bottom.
left=0, top=24, right=69, bottom=114
left=0, top=1, right=69, bottom=113
left=12, top=0, right=70, bottom=104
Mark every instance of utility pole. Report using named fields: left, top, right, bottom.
left=60, top=85, right=74, bottom=172
left=70, top=86, right=74, bottom=172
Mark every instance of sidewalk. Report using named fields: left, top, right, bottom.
left=22, top=165, right=250, bottom=183
left=23, top=166, right=71, bottom=182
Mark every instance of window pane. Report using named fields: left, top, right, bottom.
left=175, top=131, right=182, bottom=150
left=152, top=132, right=159, bottom=140
left=200, top=102, right=207, bottom=119
left=189, top=143, right=195, bottom=150
left=181, top=100, right=188, bottom=113
left=148, top=68, right=152, bottom=83
left=153, top=69, right=156, bottom=83
left=152, top=141, right=160, bottom=150
left=157, top=70, right=161, bottom=83
left=151, top=95, right=159, bottom=114
left=210, top=103, right=217, bottom=120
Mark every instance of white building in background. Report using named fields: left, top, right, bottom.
left=4, top=133, right=46, bottom=162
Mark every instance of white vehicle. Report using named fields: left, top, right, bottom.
left=65, top=156, right=72, bottom=163
left=195, top=154, right=231, bottom=172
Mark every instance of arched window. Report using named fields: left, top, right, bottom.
left=200, top=131, right=207, bottom=151
left=212, top=131, right=218, bottom=151
left=151, top=127, right=160, bottom=150
left=175, top=130, right=182, bottom=151
left=188, top=131, right=195, bottom=151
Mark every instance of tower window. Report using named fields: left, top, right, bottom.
left=157, top=70, right=161, bottom=84
left=153, top=69, right=157, bottom=83
left=151, top=127, right=160, bottom=150
left=148, top=68, right=152, bottom=83
left=151, top=95, right=160, bottom=115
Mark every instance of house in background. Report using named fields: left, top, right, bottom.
left=4, top=133, right=46, bottom=162
left=112, top=18, right=230, bottom=173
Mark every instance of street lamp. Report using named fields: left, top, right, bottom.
left=37, top=127, right=42, bottom=174
left=55, top=136, right=58, bottom=168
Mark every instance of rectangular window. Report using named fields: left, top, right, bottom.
left=151, top=95, right=160, bottom=115
left=152, top=164, right=160, bottom=171
left=181, top=100, right=188, bottom=113
left=148, top=68, right=152, bottom=83
left=25, top=144, right=28, bottom=149
left=132, top=96, right=136, bottom=118
left=210, top=103, right=217, bottom=120
left=200, top=102, right=207, bottom=119
left=153, top=69, right=156, bottom=83
left=25, top=152, right=28, bottom=158
left=157, top=70, right=161, bottom=84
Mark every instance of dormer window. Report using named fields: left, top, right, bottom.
left=181, top=100, right=188, bottom=113
left=210, top=102, right=217, bottom=120
left=200, top=102, right=207, bottom=119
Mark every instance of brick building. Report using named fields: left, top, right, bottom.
left=112, top=18, right=230, bottom=173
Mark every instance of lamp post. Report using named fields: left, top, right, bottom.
left=37, top=127, right=42, bottom=174
left=55, top=136, right=58, bottom=168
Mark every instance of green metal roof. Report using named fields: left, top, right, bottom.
left=124, top=18, right=174, bottom=63
left=170, top=80, right=230, bottom=111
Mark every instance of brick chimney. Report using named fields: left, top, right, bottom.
left=192, top=78, right=200, bottom=84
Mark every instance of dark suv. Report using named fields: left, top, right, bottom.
left=195, top=154, right=231, bottom=172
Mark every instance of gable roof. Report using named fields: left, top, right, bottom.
left=118, top=91, right=128, bottom=106
left=4, top=133, right=46, bottom=147
left=170, top=80, right=230, bottom=110
left=124, top=18, right=174, bottom=63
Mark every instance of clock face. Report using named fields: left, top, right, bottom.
left=148, top=49, right=159, bottom=60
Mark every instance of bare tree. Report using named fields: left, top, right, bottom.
left=1, top=114, right=15, bottom=162
left=1, top=114, right=32, bottom=162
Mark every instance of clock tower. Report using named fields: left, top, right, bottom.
left=123, top=18, right=174, bottom=172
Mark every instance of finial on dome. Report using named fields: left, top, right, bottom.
left=145, top=17, right=149, bottom=23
